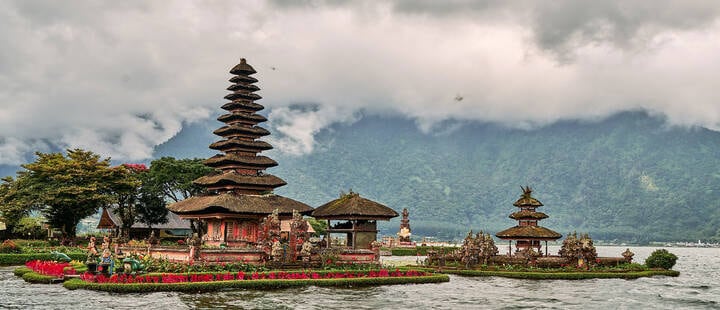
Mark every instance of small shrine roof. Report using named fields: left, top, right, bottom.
left=513, top=186, right=544, bottom=207
left=97, top=207, right=191, bottom=230
left=312, top=192, right=399, bottom=220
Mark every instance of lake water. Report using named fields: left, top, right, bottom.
left=1, top=246, right=718, bottom=309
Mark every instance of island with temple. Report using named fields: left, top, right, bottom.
left=8, top=58, right=679, bottom=293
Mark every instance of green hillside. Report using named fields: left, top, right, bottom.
left=267, top=111, right=720, bottom=243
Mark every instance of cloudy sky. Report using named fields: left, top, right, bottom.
left=1, top=0, right=719, bottom=164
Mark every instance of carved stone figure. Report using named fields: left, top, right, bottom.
left=622, top=248, right=635, bottom=263
left=271, top=240, right=283, bottom=262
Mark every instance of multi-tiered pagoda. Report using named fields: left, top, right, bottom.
left=167, top=59, right=312, bottom=254
left=495, top=186, right=561, bottom=256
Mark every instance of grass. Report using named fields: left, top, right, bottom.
left=63, top=274, right=450, bottom=293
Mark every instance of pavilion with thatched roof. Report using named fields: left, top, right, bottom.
left=312, top=191, right=398, bottom=250
left=495, top=186, right=562, bottom=256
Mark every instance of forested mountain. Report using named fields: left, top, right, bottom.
left=264, top=111, right=720, bottom=243
left=5, top=111, right=720, bottom=242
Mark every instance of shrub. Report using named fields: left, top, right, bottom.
left=22, top=271, right=58, bottom=284
left=0, top=253, right=86, bottom=266
left=645, top=249, right=678, bottom=270
left=0, top=240, right=22, bottom=254
left=14, top=266, right=32, bottom=277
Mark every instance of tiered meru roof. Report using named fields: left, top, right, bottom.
left=167, top=58, right=312, bottom=216
left=495, top=187, right=561, bottom=240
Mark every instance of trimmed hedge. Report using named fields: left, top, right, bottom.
left=13, top=266, right=32, bottom=277
left=438, top=269, right=680, bottom=279
left=0, top=253, right=86, bottom=266
left=63, top=274, right=450, bottom=293
left=22, top=271, right=61, bottom=284
left=388, top=246, right=459, bottom=256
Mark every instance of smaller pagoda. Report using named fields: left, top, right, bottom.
left=495, top=186, right=561, bottom=256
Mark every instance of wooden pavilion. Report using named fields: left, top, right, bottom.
left=312, top=191, right=398, bottom=252
left=495, top=186, right=562, bottom=256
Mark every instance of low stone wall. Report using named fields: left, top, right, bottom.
left=338, top=250, right=376, bottom=263
left=200, top=249, right=265, bottom=264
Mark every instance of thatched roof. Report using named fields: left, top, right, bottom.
left=312, top=192, right=399, bottom=220
left=224, top=92, right=262, bottom=101
left=230, top=58, right=257, bottom=75
left=167, top=192, right=313, bottom=215
left=513, top=186, right=544, bottom=208
left=209, top=138, right=273, bottom=152
left=203, top=154, right=278, bottom=168
left=97, top=207, right=191, bottom=230
left=213, top=125, right=270, bottom=138
left=495, top=226, right=562, bottom=240
left=509, top=210, right=549, bottom=220
left=217, top=113, right=267, bottom=124
left=221, top=101, right=264, bottom=112
left=194, top=171, right=286, bottom=188
left=230, top=75, right=258, bottom=84
left=227, top=83, right=260, bottom=92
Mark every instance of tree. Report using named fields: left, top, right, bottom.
left=13, top=216, right=45, bottom=239
left=107, top=164, right=169, bottom=238
left=10, top=149, right=116, bottom=238
left=144, top=157, right=212, bottom=235
left=645, top=249, right=678, bottom=270
left=0, top=176, right=33, bottom=235
left=144, top=157, right=213, bottom=203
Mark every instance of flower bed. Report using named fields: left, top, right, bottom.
left=64, top=269, right=449, bottom=292
left=25, top=260, right=76, bottom=278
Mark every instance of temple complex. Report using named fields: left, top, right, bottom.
left=165, top=58, right=313, bottom=263
left=495, top=186, right=561, bottom=256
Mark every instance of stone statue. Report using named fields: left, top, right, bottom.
left=271, top=240, right=283, bottom=262
left=87, top=236, right=98, bottom=262
left=622, top=248, right=635, bottom=263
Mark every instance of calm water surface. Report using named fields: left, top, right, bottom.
left=1, top=246, right=718, bottom=309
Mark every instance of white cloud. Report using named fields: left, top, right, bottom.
left=1, top=0, right=720, bottom=163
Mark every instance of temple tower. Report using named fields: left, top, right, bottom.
left=495, top=186, right=561, bottom=256
left=167, top=59, right=312, bottom=255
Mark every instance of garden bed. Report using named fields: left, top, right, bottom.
left=63, top=269, right=449, bottom=293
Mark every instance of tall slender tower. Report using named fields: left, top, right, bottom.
left=167, top=58, right=312, bottom=251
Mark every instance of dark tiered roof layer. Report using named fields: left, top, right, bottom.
left=221, top=101, right=264, bottom=112
left=213, top=125, right=270, bottom=138
left=509, top=210, right=549, bottom=220
left=495, top=226, right=562, bottom=240
left=312, top=192, right=399, bottom=220
left=204, top=154, right=278, bottom=169
left=167, top=193, right=313, bottom=216
left=217, top=113, right=267, bottom=124
left=194, top=171, right=287, bottom=188
left=209, top=138, right=273, bottom=152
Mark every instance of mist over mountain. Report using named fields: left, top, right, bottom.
left=153, top=111, right=720, bottom=243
